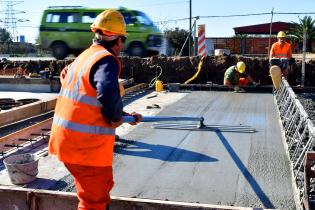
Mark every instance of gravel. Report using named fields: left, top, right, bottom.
left=297, top=92, right=315, bottom=124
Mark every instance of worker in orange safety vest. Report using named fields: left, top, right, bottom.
left=269, top=31, right=292, bottom=77
left=48, top=9, right=142, bottom=210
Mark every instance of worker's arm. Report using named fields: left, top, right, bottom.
left=246, top=75, right=258, bottom=85
left=269, top=44, right=275, bottom=60
left=60, top=65, right=69, bottom=85
left=90, top=56, right=124, bottom=127
left=224, top=79, right=234, bottom=88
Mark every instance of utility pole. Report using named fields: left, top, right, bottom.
left=0, top=0, right=28, bottom=42
left=268, top=8, right=274, bottom=57
left=189, top=0, right=192, bottom=56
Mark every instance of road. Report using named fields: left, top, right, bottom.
left=112, top=91, right=296, bottom=209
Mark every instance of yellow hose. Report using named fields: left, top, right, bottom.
left=184, top=56, right=205, bottom=84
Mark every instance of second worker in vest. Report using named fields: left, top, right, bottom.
left=223, top=61, right=258, bottom=92
left=269, top=31, right=293, bottom=77
left=48, top=9, right=142, bottom=210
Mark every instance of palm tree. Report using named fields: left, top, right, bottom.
left=290, top=16, right=315, bottom=52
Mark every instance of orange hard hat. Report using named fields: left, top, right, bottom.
left=91, top=9, right=127, bottom=36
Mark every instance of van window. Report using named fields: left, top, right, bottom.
left=46, top=12, right=80, bottom=23
left=82, top=12, right=96, bottom=23
left=121, top=12, right=134, bottom=25
left=134, top=11, right=153, bottom=26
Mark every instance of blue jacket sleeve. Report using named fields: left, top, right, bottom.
left=90, top=56, right=123, bottom=123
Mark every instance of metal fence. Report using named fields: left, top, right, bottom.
left=274, top=78, right=315, bottom=209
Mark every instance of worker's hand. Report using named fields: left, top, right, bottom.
left=234, top=86, right=240, bottom=91
left=126, top=112, right=142, bottom=125
left=109, top=118, right=124, bottom=128
left=253, top=81, right=260, bottom=87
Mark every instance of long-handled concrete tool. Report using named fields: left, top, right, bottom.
left=123, top=116, right=256, bottom=133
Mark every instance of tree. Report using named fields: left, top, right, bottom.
left=0, top=28, right=12, bottom=44
left=164, top=28, right=193, bottom=56
left=290, top=16, right=315, bottom=52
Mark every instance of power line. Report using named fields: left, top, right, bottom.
left=132, top=0, right=188, bottom=7
left=0, top=0, right=29, bottom=42
left=154, top=11, right=315, bottom=25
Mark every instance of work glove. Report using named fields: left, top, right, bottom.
left=234, top=86, right=245, bottom=93
left=124, top=112, right=142, bottom=125
left=253, top=81, right=260, bottom=87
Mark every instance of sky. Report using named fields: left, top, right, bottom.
left=3, top=0, right=315, bottom=43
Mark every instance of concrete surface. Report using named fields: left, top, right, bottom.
left=0, top=90, right=296, bottom=209
left=112, top=91, right=296, bottom=209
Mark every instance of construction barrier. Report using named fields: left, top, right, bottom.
left=274, top=78, right=315, bottom=210
left=198, top=24, right=206, bottom=57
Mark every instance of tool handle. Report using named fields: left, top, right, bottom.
left=123, top=116, right=203, bottom=123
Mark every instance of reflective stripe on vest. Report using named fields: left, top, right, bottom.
left=274, top=53, right=288, bottom=58
left=60, top=48, right=109, bottom=106
left=53, top=116, right=115, bottom=135
left=59, top=88, right=101, bottom=107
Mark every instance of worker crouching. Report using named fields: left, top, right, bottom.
left=223, top=61, right=258, bottom=92
left=48, top=9, right=142, bottom=210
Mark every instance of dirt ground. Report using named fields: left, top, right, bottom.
left=0, top=55, right=315, bottom=86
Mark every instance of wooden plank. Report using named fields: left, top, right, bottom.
left=0, top=99, right=56, bottom=127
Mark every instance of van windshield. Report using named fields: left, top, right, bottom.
left=134, top=11, right=153, bottom=26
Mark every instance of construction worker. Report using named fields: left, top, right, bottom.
left=223, top=61, right=257, bottom=92
left=269, top=31, right=293, bottom=77
left=48, top=9, right=142, bottom=210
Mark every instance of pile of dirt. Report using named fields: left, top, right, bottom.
left=0, top=56, right=315, bottom=86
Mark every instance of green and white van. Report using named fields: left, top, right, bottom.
left=40, top=6, right=163, bottom=59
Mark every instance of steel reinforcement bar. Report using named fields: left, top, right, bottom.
left=274, top=78, right=315, bottom=209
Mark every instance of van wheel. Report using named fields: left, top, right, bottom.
left=52, top=42, right=69, bottom=60
left=128, top=42, right=146, bottom=57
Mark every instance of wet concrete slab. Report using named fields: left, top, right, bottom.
left=112, top=91, right=296, bottom=209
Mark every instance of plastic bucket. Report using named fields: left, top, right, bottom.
left=3, top=153, right=39, bottom=185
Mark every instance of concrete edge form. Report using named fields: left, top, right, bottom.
left=0, top=185, right=271, bottom=210
left=124, top=83, right=147, bottom=94
left=0, top=99, right=56, bottom=127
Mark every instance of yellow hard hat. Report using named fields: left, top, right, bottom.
left=91, top=9, right=127, bottom=36
left=277, top=31, right=286, bottom=38
left=236, top=61, right=246, bottom=73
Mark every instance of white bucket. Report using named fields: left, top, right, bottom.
left=3, top=153, right=39, bottom=185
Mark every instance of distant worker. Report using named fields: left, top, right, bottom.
left=224, top=61, right=258, bottom=92
left=269, top=31, right=296, bottom=88
left=48, top=9, right=142, bottom=210
left=269, top=31, right=293, bottom=77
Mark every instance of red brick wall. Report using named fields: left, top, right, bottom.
left=211, top=37, right=278, bottom=54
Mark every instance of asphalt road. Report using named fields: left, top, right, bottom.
left=112, top=91, right=296, bottom=209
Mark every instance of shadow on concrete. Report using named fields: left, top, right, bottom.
left=25, top=177, right=63, bottom=190
left=215, top=131, right=275, bottom=209
left=115, top=138, right=218, bottom=163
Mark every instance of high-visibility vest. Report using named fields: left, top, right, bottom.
left=49, top=44, right=122, bottom=167
left=270, top=42, right=292, bottom=59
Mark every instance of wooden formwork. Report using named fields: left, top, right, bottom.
left=0, top=98, right=56, bottom=127
left=0, top=185, right=270, bottom=210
